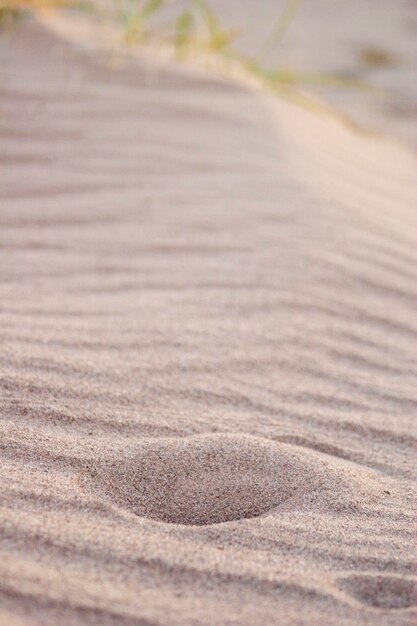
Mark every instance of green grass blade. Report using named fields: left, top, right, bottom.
left=190, top=0, right=222, bottom=37
left=141, top=0, right=165, bottom=21
left=270, top=69, right=374, bottom=90
left=0, top=6, right=22, bottom=31
left=176, top=10, right=194, bottom=49
left=262, top=0, right=301, bottom=52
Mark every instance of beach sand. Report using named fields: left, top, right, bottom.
left=0, top=11, right=416, bottom=626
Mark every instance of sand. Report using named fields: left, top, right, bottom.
left=0, top=11, right=416, bottom=626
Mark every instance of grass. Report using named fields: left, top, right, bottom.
left=107, top=0, right=371, bottom=97
left=0, top=6, right=20, bottom=28
left=261, top=0, right=301, bottom=53
left=0, top=0, right=373, bottom=107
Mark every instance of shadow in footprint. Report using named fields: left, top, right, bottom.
left=338, top=574, right=417, bottom=610
left=85, top=434, right=307, bottom=525
left=81, top=433, right=384, bottom=526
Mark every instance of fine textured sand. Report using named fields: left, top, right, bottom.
left=1, top=15, right=417, bottom=626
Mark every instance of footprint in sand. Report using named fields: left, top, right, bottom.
left=82, top=434, right=383, bottom=526
left=338, top=574, right=417, bottom=610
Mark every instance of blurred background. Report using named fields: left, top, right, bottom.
left=190, top=0, right=417, bottom=147
left=1, top=0, right=416, bottom=146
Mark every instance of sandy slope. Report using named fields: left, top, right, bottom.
left=0, top=17, right=416, bottom=626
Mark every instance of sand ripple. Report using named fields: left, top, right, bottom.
left=0, top=16, right=416, bottom=626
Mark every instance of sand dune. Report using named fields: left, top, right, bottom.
left=0, top=16, right=416, bottom=626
